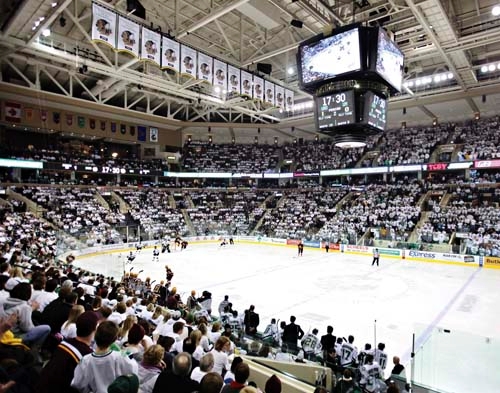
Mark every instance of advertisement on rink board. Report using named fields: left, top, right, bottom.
left=303, top=240, right=321, bottom=248
left=378, top=248, right=400, bottom=256
left=286, top=239, right=302, bottom=245
left=322, top=242, right=340, bottom=251
left=344, top=245, right=370, bottom=253
left=484, top=256, right=500, bottom=267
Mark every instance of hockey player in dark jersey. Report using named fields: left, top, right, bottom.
left=165, top=265, right=174, bottom=282
left=181, top=240, right=188, bottom=250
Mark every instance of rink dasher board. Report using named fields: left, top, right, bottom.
left=57, top=237, right=497, bottom=269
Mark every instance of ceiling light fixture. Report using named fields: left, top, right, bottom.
left=492, top=5, right=500, bottom=16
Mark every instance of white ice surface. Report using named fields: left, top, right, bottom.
left=75, top=243, right=500, bottom=393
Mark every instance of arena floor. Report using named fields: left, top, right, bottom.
left=74, top=242, right=500, bottom=393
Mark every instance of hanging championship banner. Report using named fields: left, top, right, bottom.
left=150, top=127, right=158, bottom=142
left=285, top=89, right=294, bottom=111
left=241, top=70, right=253, bottom=97
left=228, top=65, right=240, bottom=94
left=91, top=3, right=117, bottom=48
left=198, top=52, right=213, bottom=84
left=275, top=85, right=285, bottom=109
left=213, top=59, right=227, bottom=90
left=117, top=15, right=140, bottom=57
left=180, top=45, right=197, bottom=77
left=162, top=37, right=180, bottom=72
left=264, top=80, right=275, bottom=106
left=253, top=75, right=264, bottom=101
left=140, top=27, right=161, bottom=66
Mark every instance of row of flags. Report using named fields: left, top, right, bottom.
left=3, top=102, right=158, bottom=142
left=91, top=2, right=294, bottom=108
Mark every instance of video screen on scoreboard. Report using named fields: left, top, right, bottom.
left=364, top=91, right=387, bottom=130
left=376, top=28, right=404, bottom=92
left=299, top=28, right=361, bottom=86
left=316, top=90, right=355, bottom=129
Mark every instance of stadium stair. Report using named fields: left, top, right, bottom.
left=168, top=193, right=177, bottom=208
left=408, top=211, right=430, bottom=243
left=110, top=191, right=130, bottom=214
left=94, top=191, right=110, bottom=210
left=181, top=209, right=196, bottom=235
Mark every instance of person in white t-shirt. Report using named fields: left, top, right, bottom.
left=191, top=353, right=214, bottom=383
left=60, top=305, right=84, bottom=339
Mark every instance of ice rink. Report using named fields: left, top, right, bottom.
left=74, top=242, right=500, bottom=393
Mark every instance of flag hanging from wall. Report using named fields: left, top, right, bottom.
left=100, top=120, right=106, bottom=131
left=53, top=112, right=60, bottom=124
left=78, top=116, right=85, bottom=128
left=5, top=102, right=21, bottom=123
left=111, top=122, right=116, bottom=133
left=66, top=114, right=73, bottom=126
left=137, top=126, right=146, bottom=142
left=25, top=107, right=33, bottom=122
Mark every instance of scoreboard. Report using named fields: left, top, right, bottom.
left=316, top=90, right=355, bottom=129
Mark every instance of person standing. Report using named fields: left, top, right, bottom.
left=372, top=248, right=380, bottom=266
left=282, top=316, right=304, bottom=353
left=243, top=305, right=259, bottom=336
left=325, top=243, right=329, bottom=253
left=298, top=242, right=304, bottom=257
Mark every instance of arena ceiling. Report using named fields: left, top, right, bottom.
left=1, top=0, right=500, bottom=142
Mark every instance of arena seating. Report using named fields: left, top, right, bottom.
left=117, top=189, right=190, bottom=238
left=187, top=190, right=272, bottom=236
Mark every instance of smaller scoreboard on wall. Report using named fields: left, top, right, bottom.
left=297, top=23, right=403, bottom=147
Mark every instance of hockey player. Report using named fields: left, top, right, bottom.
left=152, top=246, right=160, bottom=262
left=127, top=251, right=136, bottom=264
left=136, top=243, right=143, bottom=253
left=358, top=343, right=374, bottom=366
left=229, top=237, right=234, bottom=245
left=220, top=238, right=227, bottom=247
left=298, top=242, right=304, bottom=256
left=340, top=335, right=358, bottom=367
left=165, top=265, right=174, bottom=282
left=218, top=295, right=230, bottom=316
left=360, top=354, right=384, bottom=393
left=161, top=240, right=171, bottom=253
left=301, top=328, right=322, bottom=361
left=228, top=310, right=243, bottom=338
left=181, top=240, right=188, bottom=250
left=372, top=248, right=380, bottom=266
left=374, top=342, right=388, bottom=371
left=261, top=318, right=280, bottom=345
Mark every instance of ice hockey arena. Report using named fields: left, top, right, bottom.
left=1, top=1, right=500, bottom=393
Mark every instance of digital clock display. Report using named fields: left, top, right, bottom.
left=364, top=91, right=387, bottom=130
left=316, top=90, right=355, bottom=129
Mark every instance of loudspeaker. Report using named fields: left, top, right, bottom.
left=127, top=0, right=145, bottom=19
left=257, top=63, right=272, bottom=75
left=290, top=19, right=303, bottom=28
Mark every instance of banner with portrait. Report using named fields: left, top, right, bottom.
left=117, top=15, right=140, bottom=57
left=241, top=70, right=253, bottom=97
left=228, top=65, right=240, bottom=94
left=197, top=52, right=213, bottom=84
left=140, top=27, right=161, bottom=66
left=285, top=89, right=294, bottom=111
left=213, top=59, right=227, bottom=90
left=180, top=45, right=197, bottom=78
left=264, top=80, right=275, bottom=106
left=253, top=75, right=264, bottom=101
left=275, top=84, right=285, bottom=109
left=91, top=3, right=117, bottom=48
left=161, top=37, right=180, bottom=72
